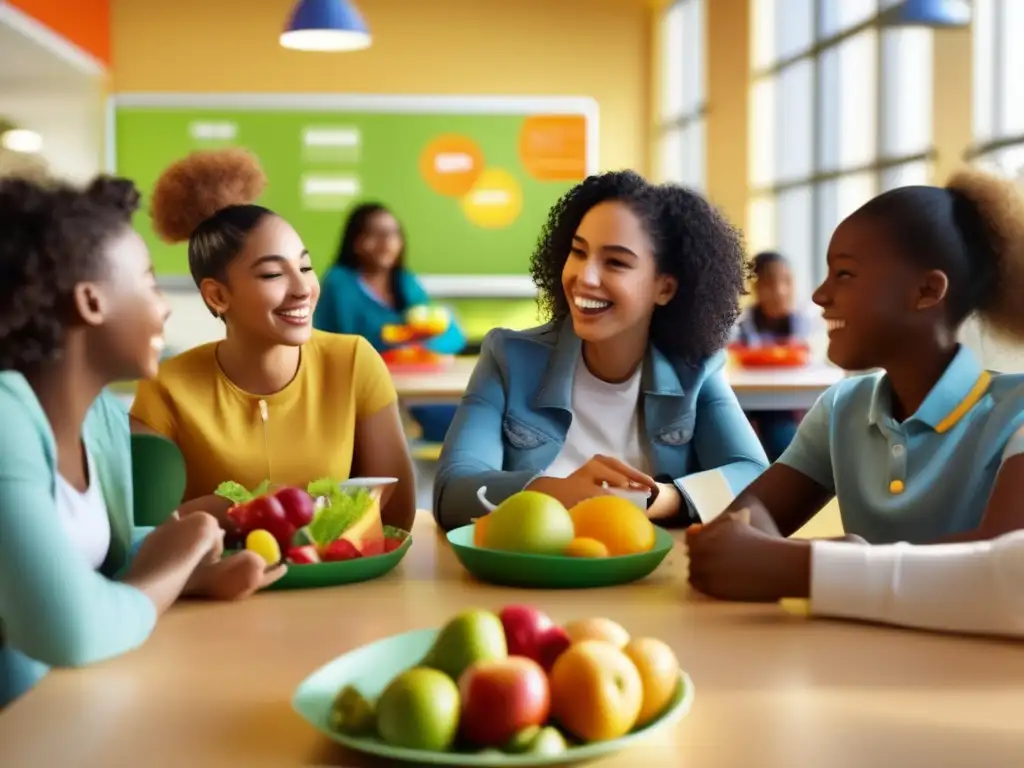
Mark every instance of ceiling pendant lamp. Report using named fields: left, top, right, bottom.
left=280, top=0, right=371, bottom=52
left=879, top=0, right=971, bottom=27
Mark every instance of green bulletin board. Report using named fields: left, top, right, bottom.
left=111, top=94, right=598, bottom=294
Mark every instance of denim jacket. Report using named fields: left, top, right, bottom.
left=433, top=321, right=769, bottom=530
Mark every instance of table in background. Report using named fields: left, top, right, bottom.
left=393, top=357, right=845, bottom=412
left=2, top=513, right=1022, bottom=767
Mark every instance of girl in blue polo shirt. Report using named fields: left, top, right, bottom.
left=688, top=167, right=1024, bottom=603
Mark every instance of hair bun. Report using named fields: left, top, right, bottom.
left=149, top=148, right=266, bottom=244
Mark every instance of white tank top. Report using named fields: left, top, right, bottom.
left=56, top=450, right=111, bottom=570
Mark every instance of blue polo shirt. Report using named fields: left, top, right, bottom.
left=779, top=346, right=1024, bottom=543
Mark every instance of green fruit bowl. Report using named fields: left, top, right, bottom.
left=445, top=526, right=675, bottom=589
left=292, top=627, right=695, bottom=766
left=228, top=536, right=413, bottom=591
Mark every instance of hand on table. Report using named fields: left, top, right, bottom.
left=124, top=511, right=225, bottom=612
left=686, top=509, right=811, bottom=602
left=183, top=551, right=287, bottom=601
left=526, top=455, right=656, bottom=509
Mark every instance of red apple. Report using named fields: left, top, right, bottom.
left=536, top=626, right=571, bottom=671
left=457, top=657, right=550, bottom=747
left=274, top=486, right=315, bottom=528
left=246, top=495, right=295, bottom=550
left=383, top=538, right=403, bottom=553
left=499, top=605, right=554, bottom=662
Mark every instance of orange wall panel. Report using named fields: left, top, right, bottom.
left=8, top=0, right=110, bottom=64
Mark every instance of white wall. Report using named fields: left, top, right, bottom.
left=1, top=82, right=105, bottom=183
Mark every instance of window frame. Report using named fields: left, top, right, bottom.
left=657, top=0, right=708, bottom=189
left=966, top=0, right=1023, bottom=175
left=749, top=1, right=936, bottom=290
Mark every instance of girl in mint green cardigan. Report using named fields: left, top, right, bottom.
left=0, top=176, right=283, bottom=708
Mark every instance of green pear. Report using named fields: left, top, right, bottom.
left=421, top=609, right=507, bottom=680
left=328, top=685, right=376, bottom=735
left=504, top=725, right=541, bottom=753
left=527, top=726, right=569, bottom=755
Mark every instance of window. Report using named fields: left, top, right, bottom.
left=970, top=0, right=1024, bottom=178
left=657, top=0, right=706, bottom=189
left=749, top=0, right=934, bottom=298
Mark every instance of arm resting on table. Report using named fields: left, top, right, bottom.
left=811, top=530, right=1024, bottom=638
left=666, top=367, right=770, bottom=526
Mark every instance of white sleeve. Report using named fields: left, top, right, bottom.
left=809, top=531, right=1024, bottom=638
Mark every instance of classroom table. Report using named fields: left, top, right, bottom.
left=392, top=357, right=845, bottom=412
left=2, top=513, right=1022, bottom=767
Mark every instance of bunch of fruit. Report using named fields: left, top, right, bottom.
left=329, top=605, right=682, bottom=756
left=473, top=491, right=657, bottom=559
left=215, top=478, right=408, bottom=566
left=381, top=304, right=450, bottom=346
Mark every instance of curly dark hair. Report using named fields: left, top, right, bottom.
left=529, top=170, right=748, bottom=364
left=0, top=174, right=140, bottom=371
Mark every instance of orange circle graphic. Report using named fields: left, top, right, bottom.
left=420, top=134, right=484, bottom=197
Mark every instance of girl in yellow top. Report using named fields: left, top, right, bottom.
left=130, top=149, right=416, bottom=531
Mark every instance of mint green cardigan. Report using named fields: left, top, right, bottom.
left=0, top=372, right=156, bottom=708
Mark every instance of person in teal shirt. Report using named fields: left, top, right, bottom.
left=687, top=168, right=1024, bottom=603
left=314, top=202, right=467, bottom=441
left=0, top=174, right=282, bottom=708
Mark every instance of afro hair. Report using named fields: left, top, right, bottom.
left=149, top=148, right=266, bottom=243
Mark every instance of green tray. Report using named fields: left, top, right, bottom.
left=446, top=525, right=674, bottom=589
left=292, top=627, right=694, bottom=766
left=231, top=536, right=413, bottom=591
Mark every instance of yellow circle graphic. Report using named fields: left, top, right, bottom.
left=460, top=168, right=523, bottom=229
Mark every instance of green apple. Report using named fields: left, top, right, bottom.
left=328, top=685, right=375, bottom=735
left=375, top=667, right=460, bottom=751
left=421, top=609, right=507, bottom=681
left=484, top=491, right=574, bottom=555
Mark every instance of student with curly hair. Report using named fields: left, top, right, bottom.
left=688, top=168, right=1024, bottom=607
left=129, top=150, right=416, bottom=531
left=433, top=170, right=769, bottom=530
left=0, top=175, right=282, bottom=708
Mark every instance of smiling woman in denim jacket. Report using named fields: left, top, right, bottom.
left=433, top=171, right=769, bottom=530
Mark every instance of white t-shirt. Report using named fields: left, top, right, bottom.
left=544, top=356, right=651, bottom=479
left=809, top=531, right=1024, bottom=638
left=56, top=449, right=111, bottom=570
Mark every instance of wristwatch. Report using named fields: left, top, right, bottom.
left=649, top=477, right=701, bottom=527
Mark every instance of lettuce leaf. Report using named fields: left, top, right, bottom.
left=214, top=479, right=271, bottom=505
left=382, top=525, right=407, bottom=540
left=306, top=478, right=375, bottom=548
left=214, top=481, right=254, bottom=505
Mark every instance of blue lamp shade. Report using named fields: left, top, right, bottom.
left=280, top=0, right=371, bottom=52
left=880, top=0, right=971, bottom=27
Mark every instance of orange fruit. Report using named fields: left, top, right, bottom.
left=568, top=496, right=656, bottom=556
left=563, top=537, right=609, bottom=558
left=550, top=640, right=643, bottom=742
left=563, top=617, right=630, bottom=648
left=473, top=515, right=490, bottom=547
left=623, top=637, right=680, bottom=726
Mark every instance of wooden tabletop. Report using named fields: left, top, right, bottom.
left=2, top=513, right=1023, bottom=767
